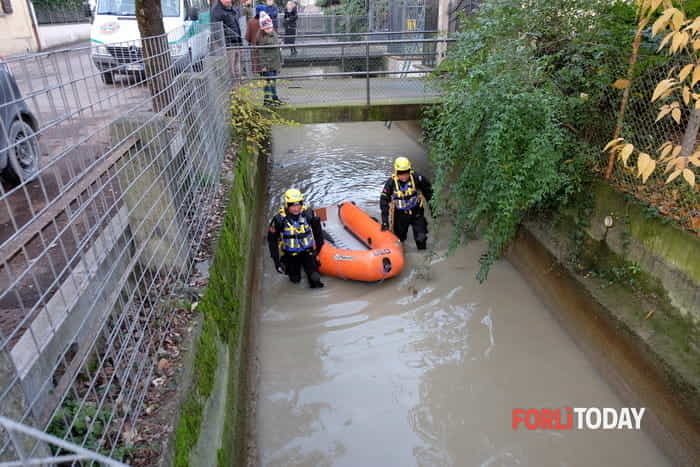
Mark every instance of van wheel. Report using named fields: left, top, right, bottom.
left=101, top=70, right=114, bottom=85
left=3, top=119, right=40, bottom=184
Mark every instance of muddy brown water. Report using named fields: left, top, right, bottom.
left=251, top=122, right=670, bottom=466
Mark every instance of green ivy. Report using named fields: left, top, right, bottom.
left=48, top=399, right=134, bottom=462
left=230, top=84, right=297, bottom=152
left=424, top=0, right=643, bottom=281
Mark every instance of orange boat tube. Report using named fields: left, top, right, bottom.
left=316, top=202, right=405, bottom=282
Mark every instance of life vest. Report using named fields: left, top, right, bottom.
left=278, top=207, right=315, bottom=254
left=391, top=174, right=422, bottom=211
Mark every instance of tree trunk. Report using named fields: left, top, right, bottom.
left=136, top=0, right=176, bottom=114
left=606, top=21, right=646, bottom=180
left=680, top=108, right=700, bottom=157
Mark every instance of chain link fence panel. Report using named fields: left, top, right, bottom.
left=0, top=22, right=233, bottom=464
left=599, top=52, right=700, bottom=233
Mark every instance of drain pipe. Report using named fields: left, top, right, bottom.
left=25, top=0, right=43, bottom=52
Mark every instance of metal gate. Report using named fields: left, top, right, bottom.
left=368, top=0, right=436, bottom=33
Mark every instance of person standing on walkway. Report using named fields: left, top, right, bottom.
left=211, top=0, right=242, bottom=79
left=268, top=189, right=325, bottom=288
left=283, top=1, right=298, bottom=56
left=380, top=157, right=433, bottom=250
left=257, top=11, right=284, bottom=106
left=264, top=0, right=280, bottom=30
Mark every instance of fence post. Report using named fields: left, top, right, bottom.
left=366, top=42, right=370, bottom=105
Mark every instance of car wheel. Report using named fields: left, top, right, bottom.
left=4, top=119, right=40, bottom=184
left=101, top=70, right=115, bottom=85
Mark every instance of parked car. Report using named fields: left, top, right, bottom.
left=0, top=58, right=40, bottom=184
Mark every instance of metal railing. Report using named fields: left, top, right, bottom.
left=277, top=30, right=439, bottom=45
left=0, top=22, right=232, bottom=464
left=234, top=37, right=453, bottom=106
left=0, top=416, right=127, bottom=466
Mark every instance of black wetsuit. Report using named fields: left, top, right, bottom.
left=267, top=207, right=325, bottom=288
left=380, top=172, right=433, bottom=250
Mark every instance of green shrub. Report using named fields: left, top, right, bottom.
left=424, top=0, right=647, bottom=281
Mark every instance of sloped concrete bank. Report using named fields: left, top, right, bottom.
left=507, top=189, right=700, bottom=466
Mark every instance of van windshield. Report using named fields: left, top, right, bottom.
left=97, top=0, right=181, bottom=17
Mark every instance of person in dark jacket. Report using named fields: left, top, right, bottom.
left=257, top=11, right=283, bottom=105
left=264, top=0, right=279, bottom=30
left=380, top=157, right=434, bottom=250
left=211, top=0, right=242, bottom=78
left=283, top=1, right=298, bottom=56
left=268, top=188, right=325, bottom=288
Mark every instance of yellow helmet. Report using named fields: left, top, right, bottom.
left=394, top=156, right=412, bottom=173
left=283, top=188, right=304, bottom=205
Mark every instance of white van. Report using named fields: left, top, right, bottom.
left=88, top=0, right=211, bottom=84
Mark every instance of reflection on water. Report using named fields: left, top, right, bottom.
left=254, top=122, right=669, bottom=467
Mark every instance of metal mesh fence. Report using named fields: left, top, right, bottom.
left=599, top=53, right=700, bottom=232
left=367, top=0, right=434, bottom=32
left=0, top=21, right=232, bottom=464
left=0, top=25, right=448, bottom=463
left=234, top=37, right=449, bottom=106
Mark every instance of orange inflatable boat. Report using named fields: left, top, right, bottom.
left=315, top=202, right=405, bottom=282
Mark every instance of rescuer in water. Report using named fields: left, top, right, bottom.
left=268, top=188, right=325, bottom=288
left=380, top=157, right=433, bottom=250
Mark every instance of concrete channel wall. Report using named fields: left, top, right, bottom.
left=575, top=182, right=699, bottom=319
left=507, top=185, right=700, bottom=466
